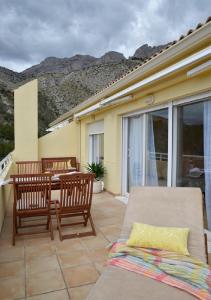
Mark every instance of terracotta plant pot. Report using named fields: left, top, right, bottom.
left=93, top=180, right=103, bottom=193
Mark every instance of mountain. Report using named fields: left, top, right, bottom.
left=22, top=54, right=97, bottom=76
left=133, top=43, right=169, bottom=59
left=22, top=51, right=126, bottom=76
left=0, top=44, right=167, bottom=159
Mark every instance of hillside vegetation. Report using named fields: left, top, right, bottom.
left=0, top=44, right=168, bottom=159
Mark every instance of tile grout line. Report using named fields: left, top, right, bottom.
left=24, top=239, right=27, bottom=299
left=25, top=288, right=68, bottom=299
left=96, top=225, right=112, bottom=245
left=55, top=242, right=72, bottom=300
left=79, top=235, right=107, bottom=277
left=57, top=237, right=102, bottom=294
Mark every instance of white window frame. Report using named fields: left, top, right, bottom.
left=88, top=120, right=104, bottom=164
left=88, top=133, right=104, bottom=164
left=121, top=90, right=211, bottom=194
left=121, top=117, right=128, bottom=195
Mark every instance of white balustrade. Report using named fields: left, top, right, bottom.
left=0, top=153, right=12, bottom=176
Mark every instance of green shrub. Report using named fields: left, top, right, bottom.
left=86, top=162, right=106, bottom=181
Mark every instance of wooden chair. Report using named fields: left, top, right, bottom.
left=54, top=173, right=96, bottom=240
left=16, top=161, right=42, bottom=174
left=41, top=157, right=80, bottom=174
left=11, top=174, right=54, bottom=245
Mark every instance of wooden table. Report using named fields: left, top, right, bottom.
left=2, top=172, right=79, bottom=190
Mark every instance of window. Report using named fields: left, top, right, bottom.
left=88, top=121, right=104, bottom=164
left=89, top=133, right=104, bottom=164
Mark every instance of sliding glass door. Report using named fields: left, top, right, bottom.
left=123, top=95, right=211, bottom=229
left=175, top=102, right=204, bottom=189
left=204, top=100, right=211, bottom=230
left=127, top=115, right=143, bottom=192
left=125, top=107, right=168, bottom=192
left=175, top=99, right=211, bottom=229
left=146, top=109, right=168, bottom=186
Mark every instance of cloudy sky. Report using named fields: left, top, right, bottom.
left=0, top=0, right=210, bottom=72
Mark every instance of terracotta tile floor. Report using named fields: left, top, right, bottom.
left=0, top=192, right=126, bottom=300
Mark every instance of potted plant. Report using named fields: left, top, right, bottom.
left=86, top=162, right=105, bottom=193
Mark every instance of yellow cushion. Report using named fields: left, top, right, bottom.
left=127, top=223, right=190, bottom=255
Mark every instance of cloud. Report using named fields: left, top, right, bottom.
left=0, top=0, right=210, bottom=71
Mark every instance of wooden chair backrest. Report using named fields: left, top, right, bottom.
left=59, top=173, right=94, bottom=211
left=16, top=161, right=42, bottom=174
left=11, top=174, right=52, bottom=211
left=41, top=157, right=77, bottom=174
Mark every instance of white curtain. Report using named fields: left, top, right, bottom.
left=146, top=114, right=158, bottom=186
left=91, top=134, right=104, bottom=163
left=204, top=100, right=211, bottom=230
left=128, top=116, right=143, bottom=189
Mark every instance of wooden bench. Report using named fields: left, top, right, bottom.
left=16, top=161, right=42, bottom=174
left=41, top=157, right=80, bottom=174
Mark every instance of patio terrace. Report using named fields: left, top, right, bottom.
left=0, top=192, right=125, bottom=300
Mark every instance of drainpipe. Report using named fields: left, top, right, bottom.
left=79, top=120, right=81, bottom=166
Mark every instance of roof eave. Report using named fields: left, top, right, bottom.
left=50, top=21, right=211, bottom=127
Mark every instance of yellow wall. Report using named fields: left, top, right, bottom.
left=14, top=79, right=38, bottom=161
left=79, top=71, right=211, bottom=195
left=38, top=121, right=80, bottom=159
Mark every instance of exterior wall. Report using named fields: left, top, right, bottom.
left=0, top=162, right=15, bottom=231
left=80, top=112, right=125, bottom=194
left=38, top=121, right=80, bottom=159
left=11, top=43, right=210, bottom=196
left=14, top=80, right=38, bottom=161
left=80, top=71, right=211, bottom=195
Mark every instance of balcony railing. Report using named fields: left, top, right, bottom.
left=149, top=152, right=168, bottom=161
left=0, top=153, right=12, bottom=176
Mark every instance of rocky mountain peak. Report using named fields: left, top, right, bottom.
left=98, top=51, right=125, bottom=64
left=42, top=56, right=62, bottom=64
left=0, top=66, right=25, bottom=88
left=22, top=54, right=98, bottom=76
left=133, top=43, right=169, bottom=59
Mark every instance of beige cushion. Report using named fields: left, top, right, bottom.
left=121, top=187, right=206, bottom=261
left=87, top=187, right=206, bottom=300
left=87, top=265, right=196, bottom=300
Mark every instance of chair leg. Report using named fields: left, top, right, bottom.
left=89, top=214, right=96, bottom=236
left=57, top=215, right=61, bottom=230
left=55, top=206, right=63, bottom=241
left=46, top=215, right=50, bottom=230
left=18, top=217, right=22, bottom=228
left=15, top=216, right=18, bottom=234
left=84, top=213, right=88, bottom=227
left=48, top=215, right=54, bottom=240
left=12, top=214, right=16, bottom=246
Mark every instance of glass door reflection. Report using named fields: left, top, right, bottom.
left=145, top=108, right=168, bottom=186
